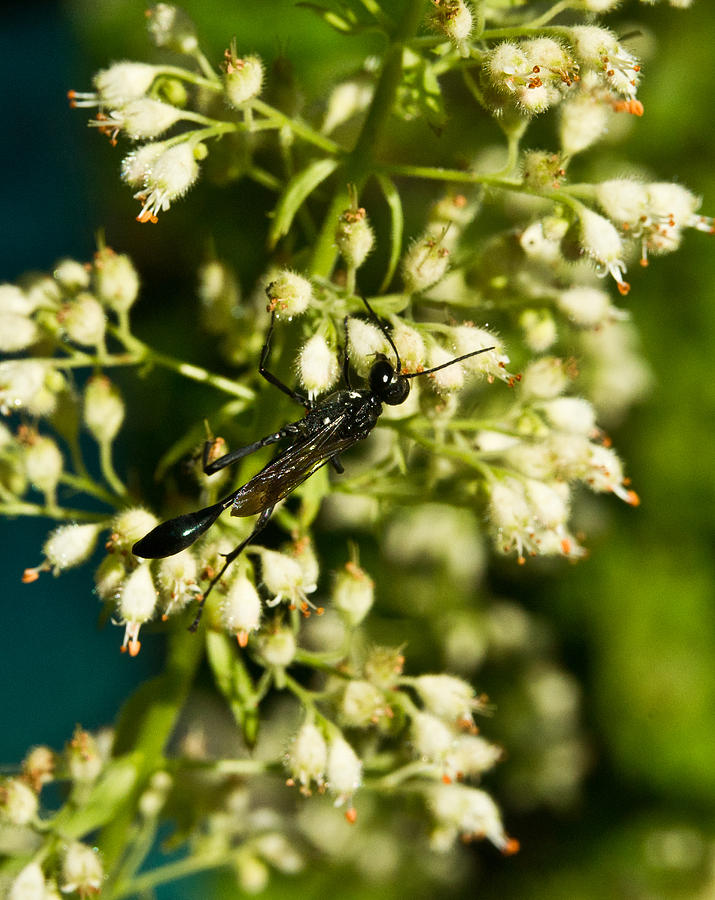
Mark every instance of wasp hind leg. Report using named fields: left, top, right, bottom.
left=189, top=504, right=275, bottom=632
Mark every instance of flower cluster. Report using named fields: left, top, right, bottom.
left=2, top=0, right=711, bottom=895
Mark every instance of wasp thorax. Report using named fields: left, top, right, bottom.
left=369, top=358, right=410, bottom=405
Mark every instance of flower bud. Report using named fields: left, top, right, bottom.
left=118, top=564, right=157, bottom=656
left=84, top=375, right=124, bottom=444
left=67, top=727, right=103, bottom=784
left=540, top=396, right=597, bottom=434
left=364, top=645, right=405, bottom=690
left=414, top=674, right=484, bottom=724
left=578, top=207, right=629, bottom=294
left=61, top=843, right=104, bottom=897
left=427, top=783, right=517, bottom=853
left=113, top=507, right=160, bottom=557
left=236, top=856, right=269, bottom=894
left=335, top=206, right=375, bottom=268
left=427, top=343, right=464, bottom=393
left=60, top=293, right=106, bottom=347
left=557, top=285, right=614, bottom=328
left=411, top=711, right=454, bottom=763
left=520, top=357, right=568, bottom=400
left=197, top=259, right=241, bottom=334
left=22, top=434, right=63, bottom=499
left=519, top=309, right=557, bottom=352
left=0, top=283, right=34, bottom=315
left=0, top=361, right=58, bottom=417
left=52, top=257, right=88, bottom=293
left=521, top=151, right=565, bottom=192
left=402, top=236, right=450, bottom=293
left=157, top=550, right=199, bottom=617
left=43, top=523, right=102, bottom=574
left=134, top=143, right=202, bottom=223
left=146, top=3, right=199, bottom=54
left=224, top=50, right=264, bottom=107
left=595, top=179, right=649, bottom=230
left=138, top=770, right=173, bottom=819
left=83, top=62, right=159, bottom=107
left=341, top=680, right=386, bottom=728
left=260, top=549, right=311, bottom=608
left=23, top=745, right=56, bottom=791
left=298, top=333, right=340, bottom=400
left=559, top=91, right=610, bottom=156
left=0, top=306, right=39, bottom=352
left=286, top=721, right=327, bottom=793
left=346, top=317, right=389, bottom=378
left=430, top=0, right=473, bottom=52
left=391, top=320, right=427, bottom=373
left=103, top=98, right=184, bottom=140
left=259, top=627, right=297, bottom=667
left=322, top=78, right=373, bottom=134
left=93, top=248, right=140, bottom=312
left=1, top=777, right=38, bottom=825
left=326, top=734, right=362, bottom=806
left=94, top=553, right=128, bottom=601
left=265, top=270, right=313, bottom=319
left=8, top=862, right=47, bottom=900
left=121, top=142, right=166, bottom=188
left=220, top=572, right=262, bottom=647
left=332, top=562, right=374, bottom=627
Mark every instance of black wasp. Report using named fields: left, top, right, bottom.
left=132, top=297, right=493, bottom=629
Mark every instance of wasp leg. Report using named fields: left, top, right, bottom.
left=188, top=505, right=275, bottom=632
left=342, top=315, right=352, bottom=389
left=260, top=310, right=311, bottom=407
left=202, top=429, right=291, bottom=476
left=330, top=455, right=344, bottom=475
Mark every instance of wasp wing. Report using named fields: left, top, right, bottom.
left=229, top=412, right=360, bottom=517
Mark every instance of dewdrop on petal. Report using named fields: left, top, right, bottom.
left=134, top=142, right=202, bottom=223
left=298, top=333, right=340, bottom=400
left=84, top=375, right=125, bottom=444
left=332, top=562, right=374, bottom=627
left=93, top=248, right=140, bottom=313
left=220, top=572, right=262, bottom=647
left=117, top=564, right=157, bottom=656
left=578, top=207, right=630, bottom=294
left=61, top=843, right=104, bottom=897
left=326, top=734, right=362, bottom=811
left=265, top=270, right=313, bottom=320
left=286, top=721, right=327, bottom=794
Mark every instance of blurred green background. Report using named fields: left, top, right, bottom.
left=1, top=1, right=713, bottom=897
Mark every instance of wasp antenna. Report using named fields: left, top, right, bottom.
left=403, top=347, right=495, bottom=379
left=359, top=296, right=402, bottom=374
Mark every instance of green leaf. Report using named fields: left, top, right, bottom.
left=375, top=173, right=404, bottom=292
left=296, top=3, right=355, bottom=32
left=269, top=157, right=339, bottom=248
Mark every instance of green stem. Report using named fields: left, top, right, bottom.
left=0, top=501, right=108, bottom=521
left=98, top=439, right=128, bottom=500
left=60, top=471, right=123, bottom=507
left=99, top=626, right=204, bottom=875
left=310, top=0, right=428, bottom=277
left=250, top=98, right=342, bottom=155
